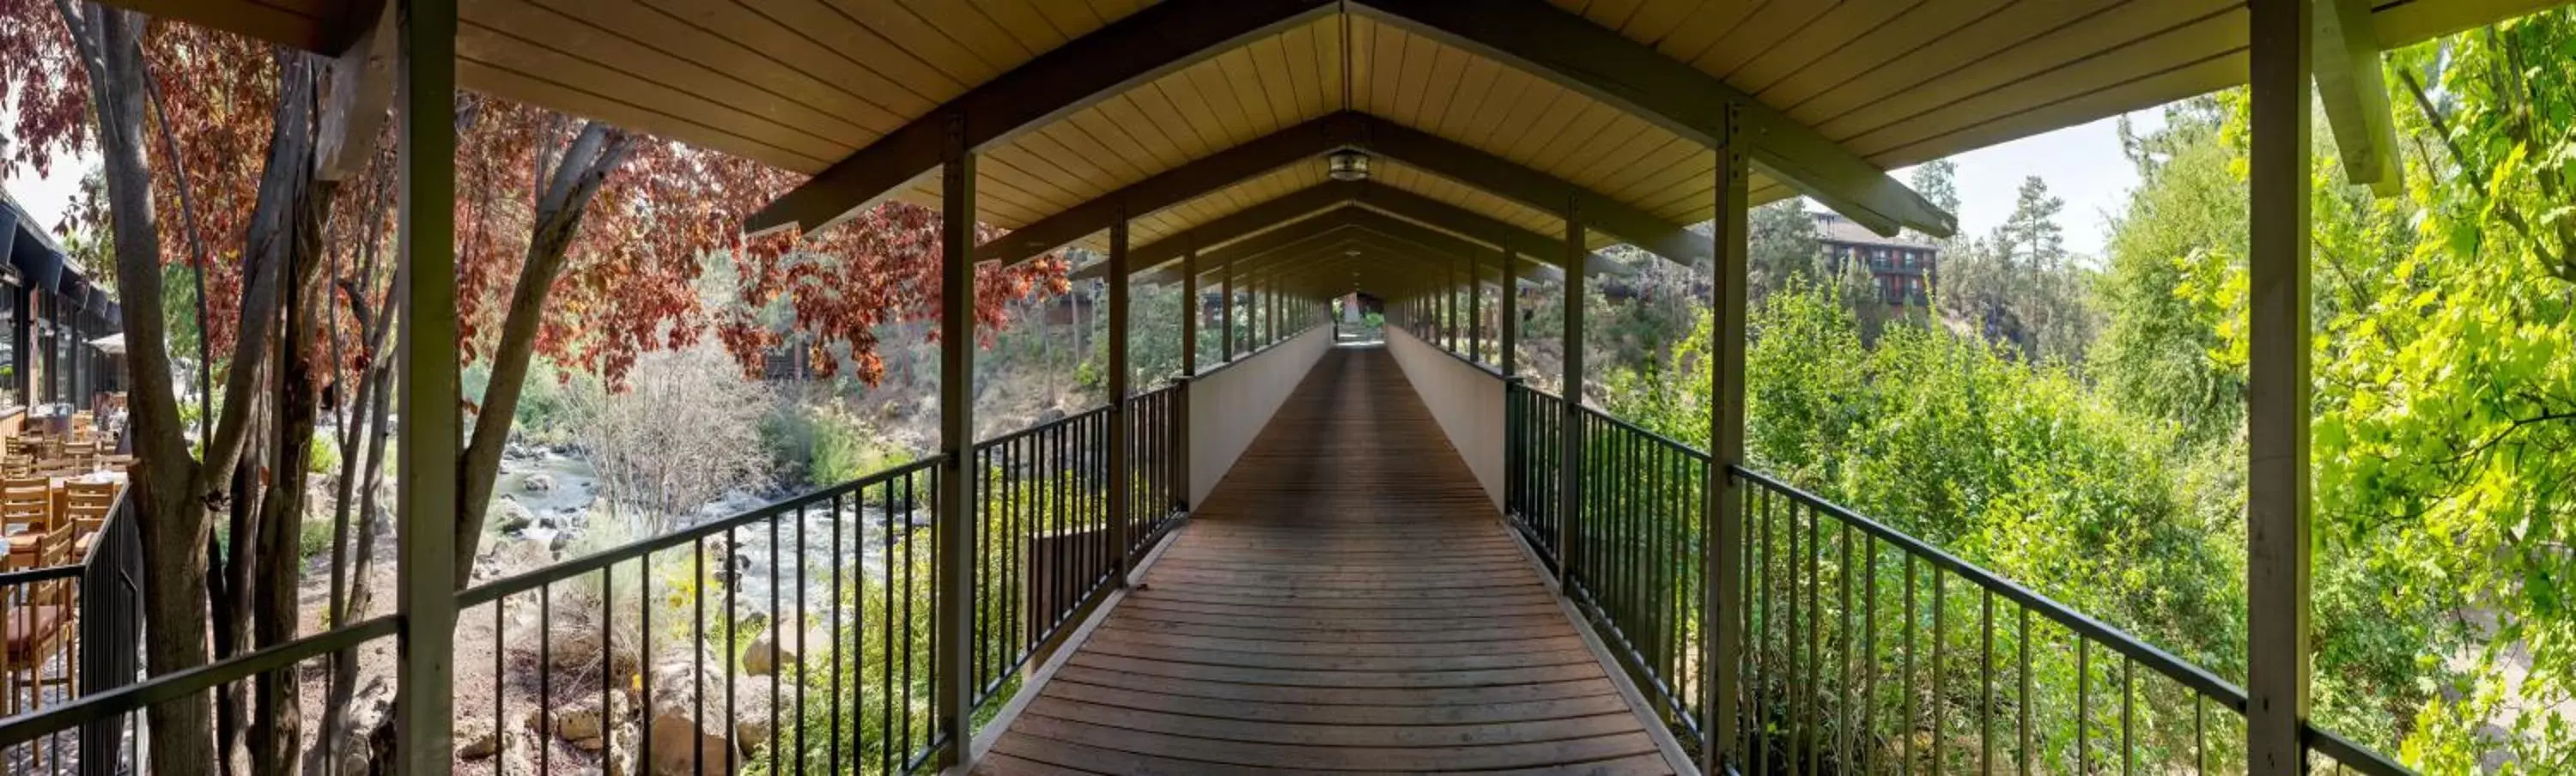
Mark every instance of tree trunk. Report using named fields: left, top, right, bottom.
left=252, top=138, right=336, bottom=776
left=453, top=123, right=636, bottom=581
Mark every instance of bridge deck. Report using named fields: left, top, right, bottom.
left=976, top=346, right=1678, bottom=775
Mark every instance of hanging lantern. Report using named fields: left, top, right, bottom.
left=1327, top=150, right=1370, bottom=181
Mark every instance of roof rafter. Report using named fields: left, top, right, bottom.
left=746, top=0, right=1339, bottom=235
left=978, top=112, right=1708, bottom=265
left=1350, top=0, right=1953, bottom=238
left=2317, top=0, right=2403, bottom=195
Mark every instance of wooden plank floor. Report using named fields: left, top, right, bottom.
left=977, top=347, right=1676, bottom=775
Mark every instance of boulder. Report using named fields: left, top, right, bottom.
left=643, top=650, right=773, bottom=775
left=454, top=720, right=500, bottom=759
left=525, top=473, right=556, bottom=493
left=495, top=500, right=536, bottom=533
left=647, top=712, right=732, bottom=776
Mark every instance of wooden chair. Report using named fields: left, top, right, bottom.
left=0, top=481, right=50, bottom=567
left=61, top=482, right=114, bottom=558
left=2, top=519, right=76, bottom=718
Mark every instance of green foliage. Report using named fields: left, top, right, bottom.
left=763, top=403, right=913, bottom=489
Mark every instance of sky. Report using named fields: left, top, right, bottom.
left=4, top=105, right=2169, bottom=260
left=1894, top=107, right=2166, bottom=259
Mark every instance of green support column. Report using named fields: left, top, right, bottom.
left=1107, top=214, right=1132, bottom=586
left=1221, top=259, right=1235, bottom=361
left=1558, top=206, right=1585, bottom=591
left=933, top=112, right=979, bottom=770
left=1181, top=250, right=1198, bottom=374
left=1703, top=102, right=1749, bottom=774
left=395, top=0, right=461, bottom=764
left=1501, top=250, right=1516, bottom=376
left=2246, top=0, right=2313, bottom=769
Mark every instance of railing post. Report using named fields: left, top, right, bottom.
left=393, top=0, right=461, bottom=766
left=1557, top=203, right=1584, bottom=591
left=1107, top=214, right=1132, bottom=584
left=1501, top=249, right=1516, bottom=377
left=1182, top=248, right=1198, bottom=375
left=1171, top=375, right=1192, bottom=512
left=1468, top=250, right=1483, bottom=363
left=2247, top=0, right=2313, bottom=769
left=933, top=112, right=980, bottom=769
left=1222, top=257, right=1235, bottom=361
left=1703, top=101, right=1749, bottom=774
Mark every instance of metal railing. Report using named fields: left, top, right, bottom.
left=0, top=482, right=145, bottom=776
left=1504, top=381, right=1564, bottom=569
left=1495, top=375, right=2412, bottom=773
left=456, top=457, right=946, bottom=775
left=1568, top=404, right=1710, bottom=745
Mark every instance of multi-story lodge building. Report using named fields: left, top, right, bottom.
left=1816, top=211, right=1936, bottom=307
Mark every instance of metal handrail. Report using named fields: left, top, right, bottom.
left=1728, top=464, right=2251, bottom=712
left=0, top=615, right=402, bottom=748
left=457, top=456, right=945, bottom=608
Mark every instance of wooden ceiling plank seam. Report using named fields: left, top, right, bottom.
left=1156, top=64, right=1236, bottom=158
left=1784, top=0, right=2142, bottom=126
left=1648, top=0, right=1760, bottom=65
left=1524, top=102, right=1632, bottom=189
left=485, top=0, right=883, bottom=145
left=1197, top=49, right=1272, bottom=142
left=1279, top=21, right=1330, bottom=118
left=738, top=0, right=962, bottom=100
left=1595, top=133, right=1708, bottom=206
left=636, top=0, right=934, bottom=117
left=457, top=58, right=835, bottom=171
left=1413, top=39, right=1473, bottom=133
left=978, top=144, right=1088, bottom=213
left=977, top=0, right=1073, bottom=54
left=1690, top=0, right=1838, bottom=80
left=1245, top=34, right=1309, bottom=135
left=816, top=0, right=994, bottom=88
left=1460, top=66, right=1536, bottom=150
left=1026, top=0, right=1109, bottom=43
left=1839, top=7, right=2246, bottom=156
left=1579, top=0, right=1652, bottom=33
left=1019, top=118, right=1143, bottom=191
left=1727, top=0, right=1921, bottom=95
left=1618, top=0, right=1713, bottom=48
left=1393, top=30, right=1442, bottom=130
left=1213, top=45, right=1288, bottom=136
left=1356, top=113, right=1701, bottom=260
left=458, top=23, right=855, bottom=160
left=1366, top=17, right=1407, bottom=118
left=1435, top=56, right=1506, bottom=142
left=1868, top=50, right=2248, bottom=170
left=750, top=0, right=1340, bottom=234
left=1492, top=79, right=1585, bottom=169
left=1088, top=94, right=1194, bottom=172
left=535, top=0, right=902, bottom=136
left=1558, top=112, right=1672, bottom=193
left=894, top=0, right=1034, bottom=70
left=1753, top=0, right=2008, bottom=106
left=1310, top=15, right=1349, bottom=115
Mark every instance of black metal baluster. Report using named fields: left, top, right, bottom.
left=726, top=524, right=739, bottom=776
left=1838, top=519, right=1853, bottom=771
left=539, top=584, right=551, bottom=773
left=2121, top=658, right=2135, bottom=776
left=1982, top=588, right=1994, bottom=774
left=1930, top=567, right=1944, bottom=774
left=695, top=536, right=707, bottom=776
left=2077, top=639, right=2090, bottom=776
left=1862, top=534, right=1877, bottom=776
left=2020, top=606, right=2032, bottom=776
left=829, top=492, right=843, bottom=773
left=1901, top=555, right=1915, bottom=776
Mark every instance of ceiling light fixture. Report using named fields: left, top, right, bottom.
left=1328, top=149, right=1371, bottom=181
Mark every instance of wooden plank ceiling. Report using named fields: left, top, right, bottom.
left=131, top=0, right=2573, bottom=258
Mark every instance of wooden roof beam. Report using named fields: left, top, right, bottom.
left=979, top=112, right=1706, bottom=265
left=2317, top=0, right=2403, bottom=196
left=747, top=0, right=1338, bottom=235
left=1350, top=0, right=1955, bottom=238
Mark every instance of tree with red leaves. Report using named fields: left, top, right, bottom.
left=0, top=3, right=1063, bottom=771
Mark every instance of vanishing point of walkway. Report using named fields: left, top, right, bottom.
left=979, top=347, right=1679, bottom=775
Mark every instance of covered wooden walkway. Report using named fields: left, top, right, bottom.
left=978, top=346, right=1678, bottom=775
